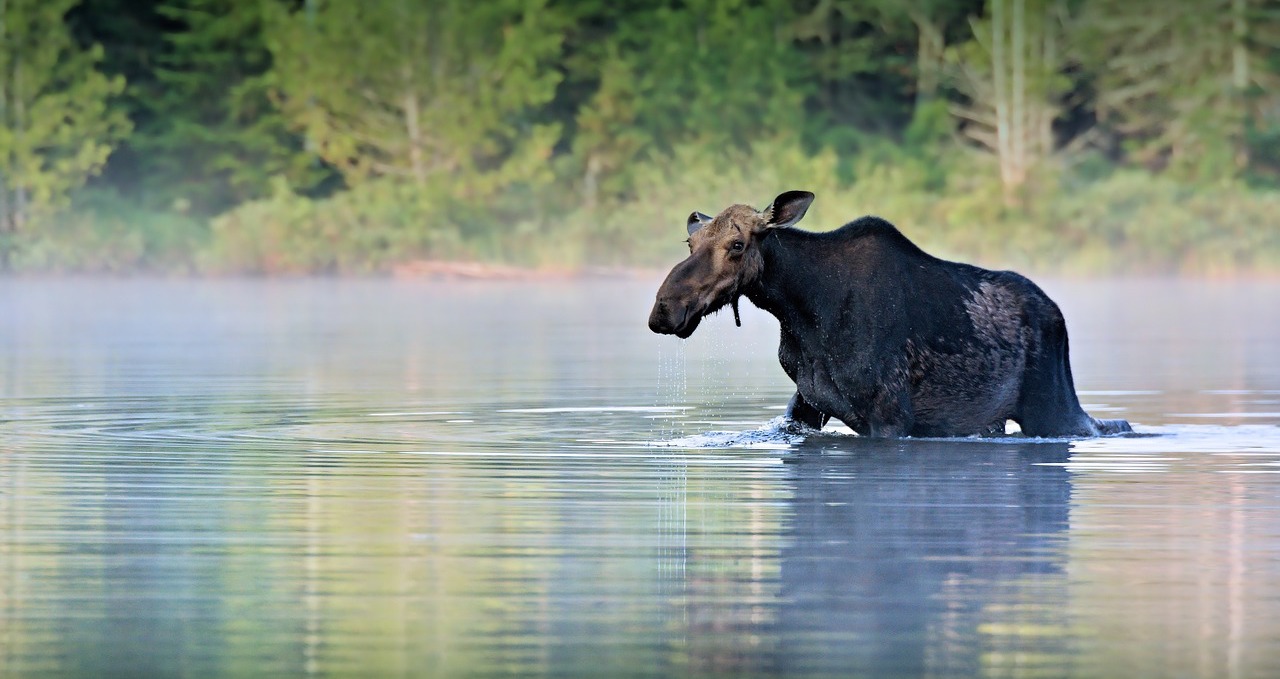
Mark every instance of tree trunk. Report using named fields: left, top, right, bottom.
left=583, top=154, right=601, bottom=211
left=1232, top=0, right=1249, bottom=169
left=908, top=9, right=944, bottom=108
left=1231, top=0, right=1248, bottom=91
left=12, top=35, right=23, bottom=232
left=992, top=0, right=1014, bottom=204
left=0, top=0, right=10, bottom=238
left=303, top=0, right=317, bottom=155
left=1041, top=3, right=1057, bottom=156
left=398, top=0, right=426, bottom=185
left=1011, top=0, right=1026, bottom=193
left=403, top=83, right=426, bottom=184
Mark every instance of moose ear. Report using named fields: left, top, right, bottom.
left=686, top=211, right=712, bottom=236
left=762, top=190, right=815, bottom=229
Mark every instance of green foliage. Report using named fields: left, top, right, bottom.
left=613, top=0, right=806, bottom=150
left=12, top=189, right=207, bottom=273
left=198, top=134, right=1280, bottom=276
left=205, top=169, right=573, bottom=273
left=264, top=0, right=565, bottom=194
left=0, top=0, right=130, bottom=262
left=1074, top=0, right=1280, bottom=181
left=1038, top=170, right=1280, bottom=273
left=8, top=0, right=1280, bottom=275
left=564, top=0, right=809, bottom=209
left=205, top=178, right=435, bottom=274
left=135, top=0, right=320, bottom=214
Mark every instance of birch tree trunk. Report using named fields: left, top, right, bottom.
left=1011, top=0, right=1026, bottom=196
left=950, top=0, right=1068, bottom=205
left=992, top=0, right=1014, bottom=200
left=1232, top=0, right=1248, bottom=90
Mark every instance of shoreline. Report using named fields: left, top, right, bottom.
left=4, top=259, right=1280, bottom=282
left=389, top=260, right=664, bottom=281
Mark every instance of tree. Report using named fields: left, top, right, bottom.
left=1244, top=19, right=1280, bottom=185
left=64, top=0, right=170, bottom=197
left=264, top=0, right=565, bottom=196
left=0, top=0, right=130, bottom=261
left=569, top=44, right=649, bottom=210
left=137, top=0, right=320, bottom=214
left=566, top=0, right=807, bottom=206
left=1075, top=0, right=1280, bottom=179
left=790, top=0, right=982, bottom=140
left=947, top=0, right=1073, bottom=202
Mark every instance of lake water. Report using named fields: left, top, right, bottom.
left=2, top=277, right=1279, bottom=678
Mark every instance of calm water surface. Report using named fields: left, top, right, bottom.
left=2, top=278, right=1279, bottom=678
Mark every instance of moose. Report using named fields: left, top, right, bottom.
left=647, top=190, right=1132, bottom=438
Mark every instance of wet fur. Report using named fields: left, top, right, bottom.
left=651, top=199, right=1132, bottom=438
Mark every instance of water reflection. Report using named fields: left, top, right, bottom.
left=3, top=279, right=1280, bottom=678
left=776, top=438, right=1074, bottom=677
left=1065, top=441, right=1280, bottom=679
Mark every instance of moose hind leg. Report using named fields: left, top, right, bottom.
left=1015, top=310, right=1098, bottom=437
left=785, top=391, right=829, bottom=430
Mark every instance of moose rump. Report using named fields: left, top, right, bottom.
left=648, top=190, right=1132, bottom=438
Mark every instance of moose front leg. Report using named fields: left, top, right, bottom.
left=785, top=391, right=829, bottom=430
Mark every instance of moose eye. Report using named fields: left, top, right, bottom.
left=730, top=241, right=745, bottom=252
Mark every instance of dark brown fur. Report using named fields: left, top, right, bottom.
left=649, top=190, right=1133, bottom=438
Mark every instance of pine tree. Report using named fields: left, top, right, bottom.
left=564, top=0, right=807, bottom=207
left=141, top=0, right=318, bottom=215
left=1075, top=0, right=1280, bottom=179
left=0, top=0, right=129, bottom=262
left=789, top=0, right=981, bottom=142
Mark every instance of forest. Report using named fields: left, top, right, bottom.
left=1, top=0, right=1279, bottom=275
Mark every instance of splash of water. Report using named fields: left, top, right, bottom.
left=657, top=415, right=809, bottom=449
left=655, top=339, right=689, bottom=439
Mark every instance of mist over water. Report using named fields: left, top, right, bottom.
left=2, top=277, right=1280, bottom=678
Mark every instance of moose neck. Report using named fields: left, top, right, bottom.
left=743, top=228, right=839, bottom=333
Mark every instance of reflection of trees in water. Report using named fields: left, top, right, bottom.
left=1067, top=463, right=1280, bottom=679
left=656, top=458, right=786, bottom=677
left=770, top=438, right=1075, bottom=677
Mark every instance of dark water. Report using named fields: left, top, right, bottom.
left=2, top=278, right=1280, bottom=678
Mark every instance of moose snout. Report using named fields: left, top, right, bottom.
left=649, top=297, right=702, bottom=338
left=648, top=299, right=674, bottom=334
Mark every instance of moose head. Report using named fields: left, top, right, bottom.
left=648, top=190, right=814, bottom=338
